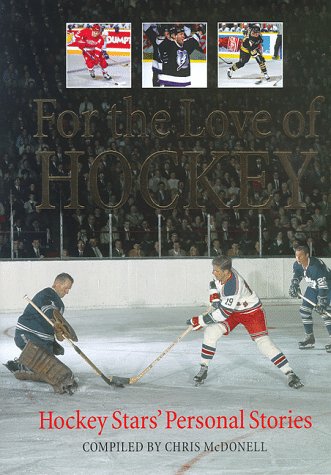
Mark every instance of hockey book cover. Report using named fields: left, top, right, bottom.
left=0, top=0, right=330, bottom=474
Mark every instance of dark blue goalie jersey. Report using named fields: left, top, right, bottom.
left=16, top=287, right=65, bottom=343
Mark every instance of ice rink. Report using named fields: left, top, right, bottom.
left=66, top=54, right=131, bottom=88
left=1, top=302, right=330, bottom=475
left=218, top=59, right=283, bottom=88
left=142, top=61, right=207, bottom=88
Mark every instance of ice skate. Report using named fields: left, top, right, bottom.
left=286, top=371, right=304, bottom=389
left=264, top=72, right=270, bottom=81
left=298, top=333, right=315, bottom=349
left=194, top=364, right=208, bottom=386
left=325, top=343, right=331, bottom=353
left=227, top=67, right=232, bottom=79
left=102, top=71, right=112, bottom=80
left=89, top=69, right=95, bottom=79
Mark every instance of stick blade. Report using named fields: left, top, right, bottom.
left=110, top=375, right=131, bottom=387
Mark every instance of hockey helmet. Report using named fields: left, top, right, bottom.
left=173, top=25, right=185, bottom=35
left=92, top=24, right=101, bottom=34
left=250, top=24, right=261, bottom=36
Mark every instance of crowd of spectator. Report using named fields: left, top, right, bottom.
left=0, top=0, right=330, bottom=259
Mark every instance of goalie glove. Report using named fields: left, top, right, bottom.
left=315, top=296, right=328, bottom=315
left=52, top=309, right=78, bottom=342
left=289, top=278, right=300, bottom=298
left=54, top=325, right=65, bottom=341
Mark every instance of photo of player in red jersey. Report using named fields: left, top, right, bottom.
left=66, top=22, right=131, bottom=88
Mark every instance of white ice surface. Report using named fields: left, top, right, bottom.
left=142, top=61, right=207, bottom=88
left=66, top=54, right=131, bottom=88
left=1, top=303, right=330, bottom=475
left=218, top=59, right=283, bottom=88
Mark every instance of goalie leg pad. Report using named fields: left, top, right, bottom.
left=14, top=371, right=46, bottom=382
left=18, top=341, right=77, bottom=394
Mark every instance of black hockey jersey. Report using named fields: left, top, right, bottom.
left=158, top=35, right=201, bottom=87
left=241, top=34, right=263, bottom=55
left=16, top=287, right=65, bottom=344
left=144, top=25, right=163, bottom=74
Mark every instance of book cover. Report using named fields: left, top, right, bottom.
left=0, top=1, right=330, bottom=474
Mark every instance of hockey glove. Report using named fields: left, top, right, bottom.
left=196, top=23, right=206, bottom=35
left=315, top=296, right=328, bottom=315
left=186, top=316, right=204, bottom=331
left=289, top=278, right=300, bottom=298
left=187, top=312, right=217, bottom=331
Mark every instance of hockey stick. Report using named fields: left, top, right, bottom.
left=219, top=55, right=232, bottom=65
left=255, top=75, right=282, bottom=86
left=117, top=326, right=193, bottom=385
left=273, top=75, right=283, bottom=86
left=108, top=57, right=130, bottom=67
left=23, top=295, right=130, bottom=387
left=297, top=292, right=331, bottom=318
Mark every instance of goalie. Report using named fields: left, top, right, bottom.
left=4, top=273, right=78, bottom=394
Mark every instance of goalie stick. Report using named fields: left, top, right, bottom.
left=23, top=295, right=130, bottom=387
left=297, top=292, right=331, bottom=318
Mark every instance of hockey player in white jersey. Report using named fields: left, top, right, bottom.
left=187, top=256, right=303, bottom=389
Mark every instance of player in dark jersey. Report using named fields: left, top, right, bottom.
left=4, top=273, right=77, bottom=394
left=227, top=24, right=270, bottom=81
left=157, top=24, right=205, bottom=87
left=144, top=24, right=170, bottom=87
left=289, top=244, right=331, bottom=352
left=14, top=274, right=73, bottom=353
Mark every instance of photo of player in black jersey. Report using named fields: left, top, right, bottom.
left=218, top=21, right=283, bottom=88
left=142, top=22, right=207, bottom=88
